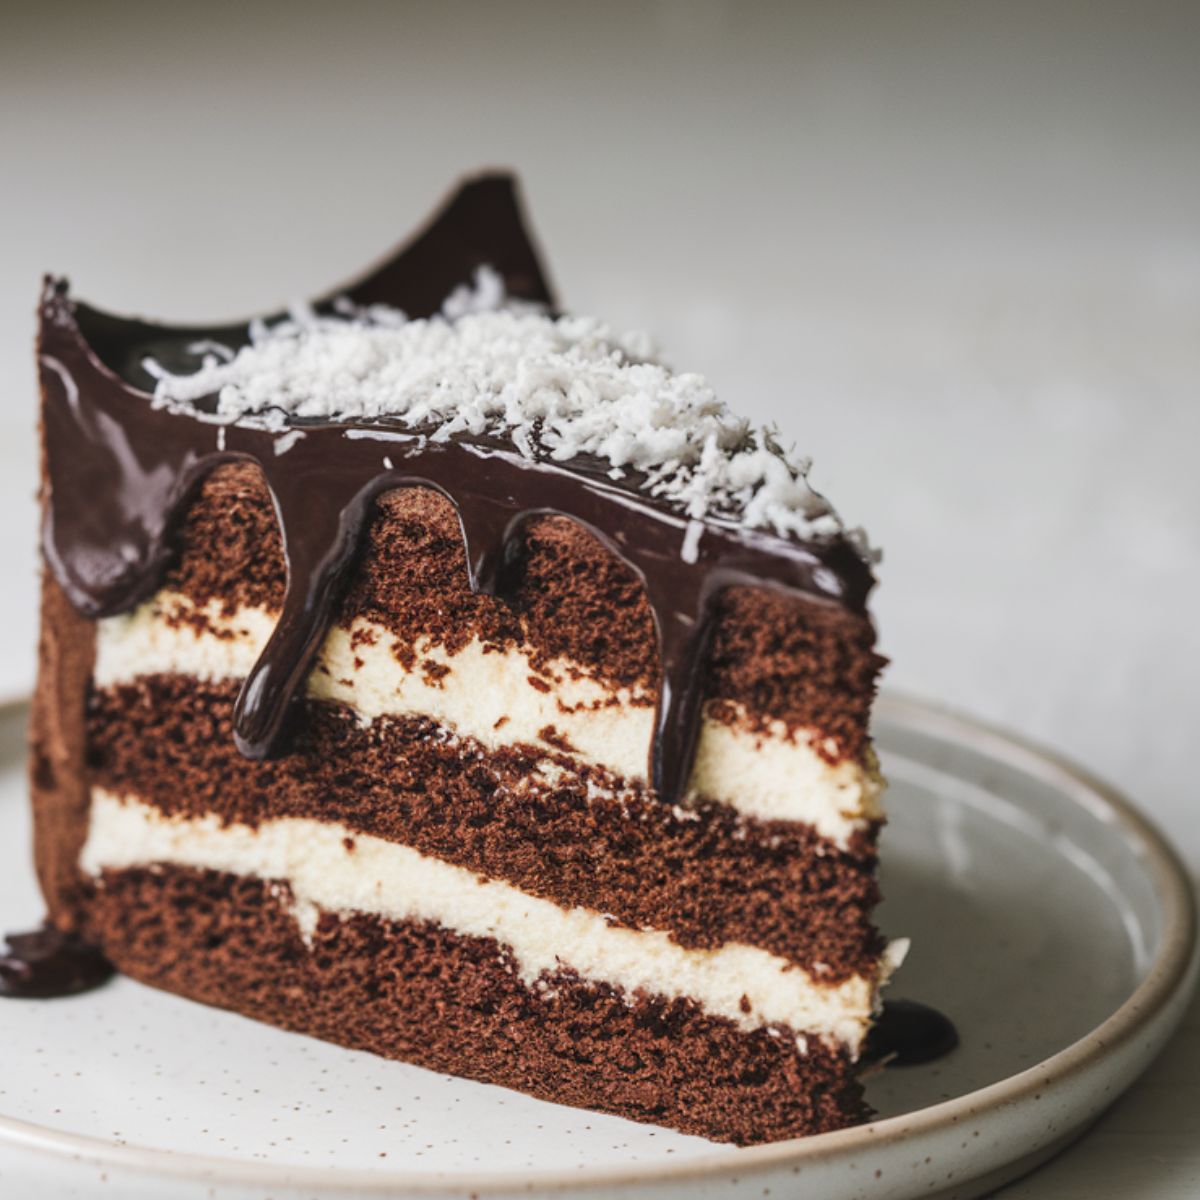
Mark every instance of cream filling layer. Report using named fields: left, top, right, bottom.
left=82, top=789, right=903, bottom=1053
left=93, top=591, right=884, bottom=844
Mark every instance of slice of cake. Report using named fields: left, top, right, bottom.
left=29, top=174, right=898, bottom=1145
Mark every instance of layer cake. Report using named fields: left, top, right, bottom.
left=29, top=174, right=897, bottom=1145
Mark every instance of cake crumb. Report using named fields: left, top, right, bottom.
left=421, top=659, right=451, bottom=687
left=538, top=725, right=574, bottom=752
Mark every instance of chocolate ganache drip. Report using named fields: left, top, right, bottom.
left=37, top=174, right=873, bottom=803
left=0, top=924, right=114, bottom=998
left=863, top=1000, right=959, bottom=1067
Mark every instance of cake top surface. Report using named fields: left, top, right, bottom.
left=140, top=267, right=870, bottom=553
left=38, top=173, right=877, bottom=802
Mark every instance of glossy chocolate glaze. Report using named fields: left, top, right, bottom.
left=0, top=924, right=114, bottom=998
left=864, top=1000, right=959, bottom=1067
left=37, top=174, right=873, bottom=803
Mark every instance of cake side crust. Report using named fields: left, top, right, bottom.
left=29, top=570, right=96, bottom=932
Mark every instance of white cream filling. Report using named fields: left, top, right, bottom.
left=93, top=592, right=884, bottom=844
left=82, top=789, right=904, bottom=1054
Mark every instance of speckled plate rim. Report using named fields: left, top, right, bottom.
left=0, top=692, right=1196, bottom=1195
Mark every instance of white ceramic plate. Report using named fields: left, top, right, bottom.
left=0, top=694, right=1194, bottom=1199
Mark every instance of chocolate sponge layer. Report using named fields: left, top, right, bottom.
left=84, top=863, right=868, bottom=1145
left=87, top=675, right=884, bottom=980
left=161, top=465, right=885, bottom=762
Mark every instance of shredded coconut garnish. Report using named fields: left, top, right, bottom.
left=272, top=429, right=306, bottom=456
left=144, top=267, right=871, bottom=550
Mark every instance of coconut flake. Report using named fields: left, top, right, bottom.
left=273, top=429, right=306, bottom=456
left=681, top=519, right=704, bottom=565
left=145, top=267, right=871, bottom=549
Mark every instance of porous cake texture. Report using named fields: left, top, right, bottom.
left=31, top=174, right=895, bottom=1145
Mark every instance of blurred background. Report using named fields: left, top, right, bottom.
left=3, top=2, right=1198, bottom=1194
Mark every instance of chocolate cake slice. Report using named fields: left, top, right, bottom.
left=29, top=174, right=900, bottom=1145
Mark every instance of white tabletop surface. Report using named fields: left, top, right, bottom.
left=2, top=3, right=1197, bottom=1195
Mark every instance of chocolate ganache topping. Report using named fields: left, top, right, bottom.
left=37, top=173, right=874, bottom=804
